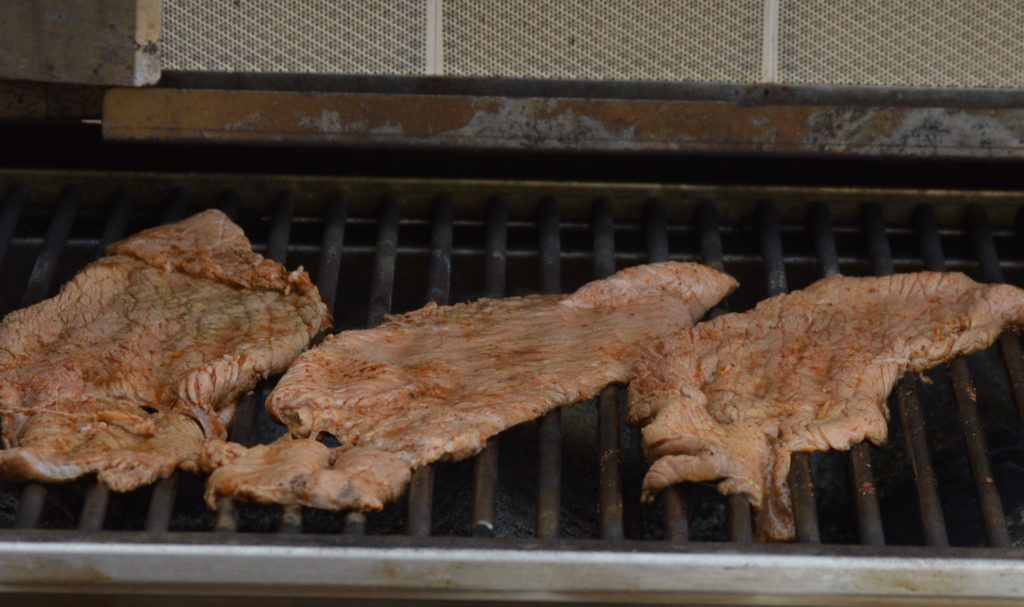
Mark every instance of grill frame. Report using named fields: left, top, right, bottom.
left=4, top=168, right=1024, bottom=603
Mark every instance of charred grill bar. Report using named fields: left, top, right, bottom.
left=470, top=199, right=506, bottom=537
left=810, top=202, right=886, bottom=546
left=3, top=174, right=1024, bottom=604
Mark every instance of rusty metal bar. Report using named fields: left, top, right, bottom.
left=968, top=206, right=1024, bottom=430
left=144, top=193, right=190, bottom=534
left=536, top=198, right=562, bottom=540
left=809, top=202, right=885, bottom=547
left=861, top=204, right=948, bottom=547
left=14, top=188, right=79, bottom=530
left=757, top=201, right=821, bottom=544
left=696, top=201, right=753, bottom=543
left=472, top=199, right=506, bottom=537
left=644, top=200, right=688, bottom=542
left=78, top=191, right=134, bottom=533
left=914, top=205, right=1011, bottom=548
left=104, top=88, right=1024, bottom=159
left=407, top=197, right=453, bottom=538
left=592, top=199, right=624, bottom=541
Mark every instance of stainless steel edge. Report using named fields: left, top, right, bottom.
left=1, top=539, right=1024, bottom=605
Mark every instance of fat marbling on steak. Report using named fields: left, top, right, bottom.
left=629, top=272, right=1024, bottom=541
left=204, top=262, right=737, bottom=511
left=0, top=210, right=331, bottom=491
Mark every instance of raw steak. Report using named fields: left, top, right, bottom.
left=206, top=262, right=736, bottom=511
left=628, top=272, right=1024, bottom=541
left=0, top=210, right=331, bottom=491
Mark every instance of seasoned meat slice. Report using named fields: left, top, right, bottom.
left=629, top=272, right=1024, bottom=541
left=206, top=262, right=735, bottom=513
left=0, top=210, right=331, bottom=491
left=202, top=439, right=410, bottom=512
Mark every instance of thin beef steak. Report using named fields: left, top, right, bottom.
left=0, top=210, right=330, bottom=491
left=205, top=262, right=736, bottom=511
left=629, top=272, right=1024, bottom=541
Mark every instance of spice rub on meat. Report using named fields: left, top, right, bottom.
left=629, top=272, right=1024, bottom=542
left=202, top=438, right=410, bottom=512
left=205, top=262, right=736, bottom=512
left=0, top=210, right=331, bottom=491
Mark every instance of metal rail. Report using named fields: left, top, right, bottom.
left=143, top=190, right=191, bottom=534
left=214, top=194, right=293, bottom=533
left=592, top=199, right=624, bottom=541
left=406, top=197, right=453, bottom=537
left=536, top=198, right=562, bottom=540
left=698, top=201, right=755, bottom=544
left=14, top=188, right=79, bottom=530
left=808, top=202, right=885, bottom=546
left=915, top=205, right=1011, bottom=548
left=279, top=195, right=348, bottom=535
left=77, top=190, right=134, bottom=532
left=757, top=201, right=821, bottom=544
left=967, top=206, right=1024, bottom=431
left=471, top=199, right=507, bottom=537
left=643, top=201, right=689, bottom=542
left=861, top=204, right=950, bottom=547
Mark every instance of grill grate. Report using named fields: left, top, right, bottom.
left=2, top=178, right=1024, bottom=557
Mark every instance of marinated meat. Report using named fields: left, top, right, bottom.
left=0, top=210, right=331, bottom=491
left=206, top=262, right=736, bottom=512
left=202, top=438, right=410, bottom=511
left=628, top=272, right=1024, bottom=541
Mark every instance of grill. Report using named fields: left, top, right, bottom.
left=3, top=170, right=1024, bottom=604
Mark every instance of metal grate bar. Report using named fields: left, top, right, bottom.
left=914, top=206, right=1011, bottom=548
left=809, top=202, right=885, bottom=546
left=14, top=189, right=79, bottom=530
left=536, top=198, right=562, bottom=540
left=967, top=206, right=1024, bottom=431
left=644, top=201, right=688, bottom=542
left=861, top=204, right=948, bottom=547
left=214, top=194, right=292, bottom=533
left=78, top=191, right=135, bottom=532
left=21, top=188, right=78, bottom=307
left=592, top=199, right=624, bottom=541
left=345, top=198, right=400, bottom=536
left=144, top=193, right=191, bottom=533
left=407, top=197, right=453, bottom=538
left=757, top=201, right=821, bottom=544
left=471, top=199, right=507, bottom=537
left=314, top=196, right=347, bottom=315
left=366, top=198, right=400, bottom=329
left=280, top=196, right=347, bottom=535
left=0, top=186, right=26, bottom=273
left=699, top=201, right=754, bottom=544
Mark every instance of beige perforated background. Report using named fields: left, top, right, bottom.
left=162, top=0, right=425, bottom=74
left=162, top=0, right=1024, bottom=89
left=442, top=0, right=763, bottom=82
left=779, top=0, right=1024, bottom=87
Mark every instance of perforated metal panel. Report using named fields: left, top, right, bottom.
left=161, top=0, right=1024, bottom=90
left=779, top=0, right=1024, bottom=88
left=442, top=0, right=764, bottom=82
left=162, top=0, right=425, bottom=74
